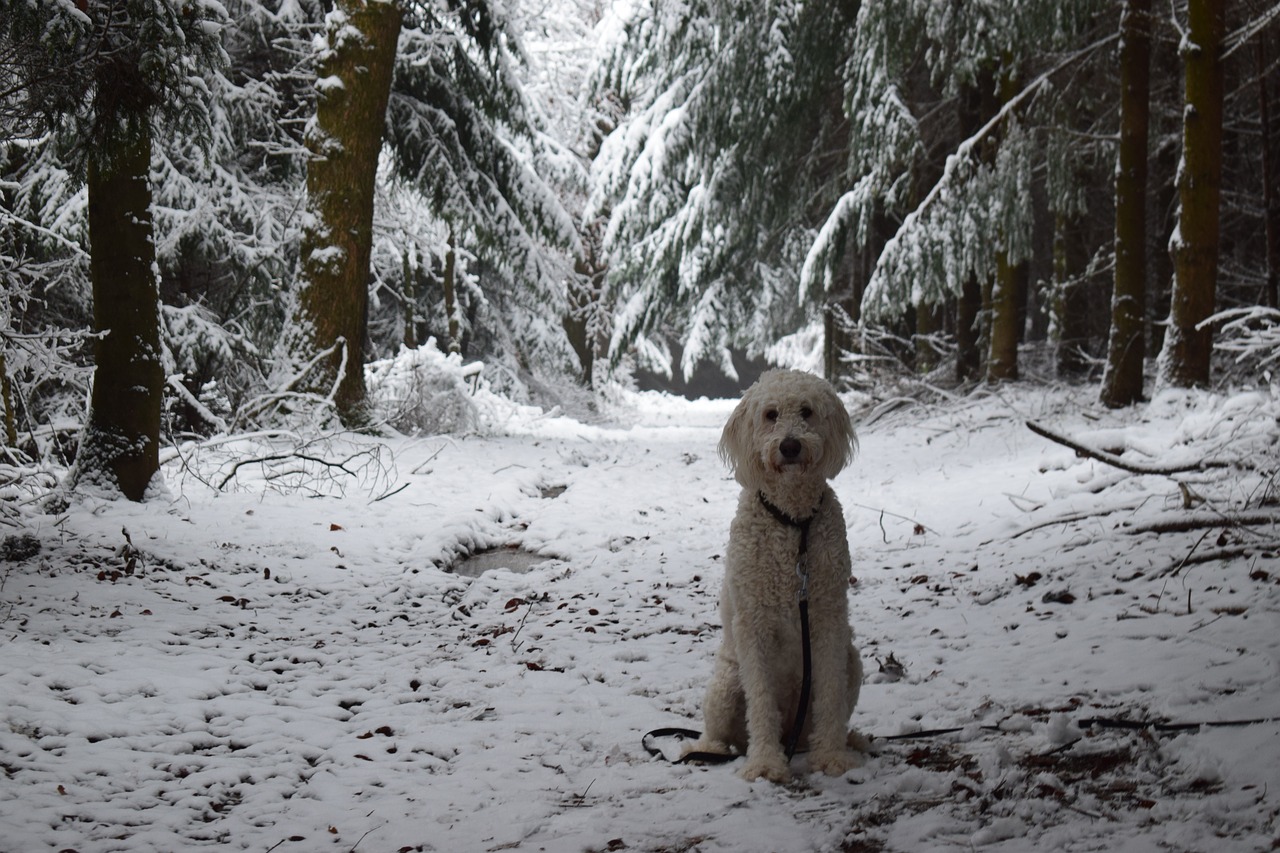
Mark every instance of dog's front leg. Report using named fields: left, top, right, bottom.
left=806, top=615, right=864, bottom=776
left=734, top=624, right=791, bottom=782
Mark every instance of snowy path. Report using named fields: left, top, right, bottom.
left=1, top=386, right=1278, bottom=852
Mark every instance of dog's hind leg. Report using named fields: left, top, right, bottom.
left=844, top=643, right=872, bottom=753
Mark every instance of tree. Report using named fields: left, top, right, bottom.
left=79, top=105, right=164, bottom=500
left=830, top=1, right=1109, bottom=383
left=1158, top=0, right=1226, bottom=389
left=589, top=0, right=859, bottom=381
left=379, top=0, right=581, bottom=387
left=2, top=0, right=225, bottom=499
left=1258, top=37, right=1279, bottom=309
left=153, top=0, right=324, bottom=425
left=1100, top=0, right=1153, bottom=407
left=286, top=0, right=401, bottom=429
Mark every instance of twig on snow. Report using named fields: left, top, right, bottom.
left=846, top=501, right=933, bottom=536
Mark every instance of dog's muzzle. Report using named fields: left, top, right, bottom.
left=779, top=438, right=802, bottom=460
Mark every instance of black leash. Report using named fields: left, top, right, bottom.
left=645, top=493, right=822, bottom=765
left=645, top=716, right=1280, bottom=765
left=757, top=491, right=820, bottom=760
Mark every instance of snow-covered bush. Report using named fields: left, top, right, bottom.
left=1209, top=306, right=1280, bottom=383
left=365, top=340, right=483, bottom=435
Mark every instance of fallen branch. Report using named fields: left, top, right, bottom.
left=1123, top=511, right=1280, bottom=536
left=1026, top=420, right=1212, bottom=476
left=1156, top=541, right=1280, bottom=578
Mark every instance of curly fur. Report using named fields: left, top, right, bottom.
left=684, top=369, right=867, bottom=781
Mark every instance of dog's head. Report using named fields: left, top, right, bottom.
left=718, top=369, right=856, bottom=490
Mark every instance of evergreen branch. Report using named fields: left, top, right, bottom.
left=865, top=32, right=1120, bottom=319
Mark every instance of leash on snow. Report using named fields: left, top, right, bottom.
left=644, top=488, right=1280, bottom=766
left=644, top=717, right=1280, bottom=765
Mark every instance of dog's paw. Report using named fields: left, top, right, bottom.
left=809, top=748, right=865, bottom=777
left=739, top=755, right=791, bottom=783
left=846, top=728, right=873, bottom=753
left=680, top=738, right=732, bottom=761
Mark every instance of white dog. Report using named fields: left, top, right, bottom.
left=684, top=369, right=866, bottom=782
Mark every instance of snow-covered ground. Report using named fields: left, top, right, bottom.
left=2, top=368, right=1278, bottom=852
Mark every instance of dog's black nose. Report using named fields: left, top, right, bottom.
left=780, top=438, right=802, bottom=460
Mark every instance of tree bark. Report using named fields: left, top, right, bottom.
left=986, top=63, right=1020, bottom=384
left=293, top=0, right=401, bottom=427
left=76, top=114, right=163, bottom=500
left=956, top=274, right=983, bottom=382
left=1101, top=0, right=1152, bottom=407
left=913, top=299, right=941, bottom=373
left=987, top=252, right=1020, bottom=382
left=1158, top=0, right=1225, bottom=389
left=402, top=247, right=418, bottom=349
left=441, top=228, right=461, bottom=354
left=1259, top=39, right=1279, bottom=310
left=564, top=251, right=606, bottom=386
left=1053, top=207, right=1090, bottom=377
left=0, top=351, right=16, bottom=449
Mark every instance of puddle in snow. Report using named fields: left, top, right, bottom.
left=450, top=547, right=551, bottom=578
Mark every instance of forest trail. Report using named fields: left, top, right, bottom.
left=1, top=384, right=1278, bottom=852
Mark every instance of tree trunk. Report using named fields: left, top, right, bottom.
left=913, top=299, right=941, bottom=373
left=564, top=257, right=606, bottom=386
left=1053, top=210, right=1091, bottom=376
left=1158, top=0, right=1224, bottom=389
left=956, top=274, right=983, bottom=382
left=1259, top=39, right=1279, bottom=310
left=402, top=247, right=418, bottom=349
left=1, top=350, right=16, bottom=448
left=986, top=63, right=1020, bottom=384
left=75, top=115, right=163, bottom=500
left=987, top=253, right=1020, bottom=382
left=441, top=228, right=461, bottom=354
left=293, top=0, right=401, bottom=427
left=1101, top=0, right=1152, bottom=407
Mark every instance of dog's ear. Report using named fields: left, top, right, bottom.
left=821, top=390, right=858, bottom=478
left=718, top=392, right=756, bottom=486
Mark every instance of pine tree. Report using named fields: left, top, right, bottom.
left=858, top=2, right=1110, bottom=358
left=1100, top=0, right=1152, bottom=408
left=2, top=0, right=225, bottom=499
left=1158, top=0, right=1226, bottom=389
left=285, top=0, right=400, bottom=430
left=376, top=0, right=581, bottom=389
left=589, top=0, right=859, bottom=380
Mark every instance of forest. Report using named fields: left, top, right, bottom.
left=2, top=0, right=1280, bottom=497
left=3, top=4, right=1280, bottom=850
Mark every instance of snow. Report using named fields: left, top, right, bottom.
left=2, top=366, right=1279, bottom=852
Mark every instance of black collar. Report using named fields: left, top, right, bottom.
left=757, top=491, right=823, bottom=533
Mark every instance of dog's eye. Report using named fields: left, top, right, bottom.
left=800, top=406, right=813, bottom=419
left=765, top=409, right=778, bottom=422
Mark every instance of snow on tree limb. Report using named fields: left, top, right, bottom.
left=862, top=33, right=1119, bottom=322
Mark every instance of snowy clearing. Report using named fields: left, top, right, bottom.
left=1, top=380, right=1278, bottom=853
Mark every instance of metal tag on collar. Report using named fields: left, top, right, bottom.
left=795, top=556, right=810, bottom=602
